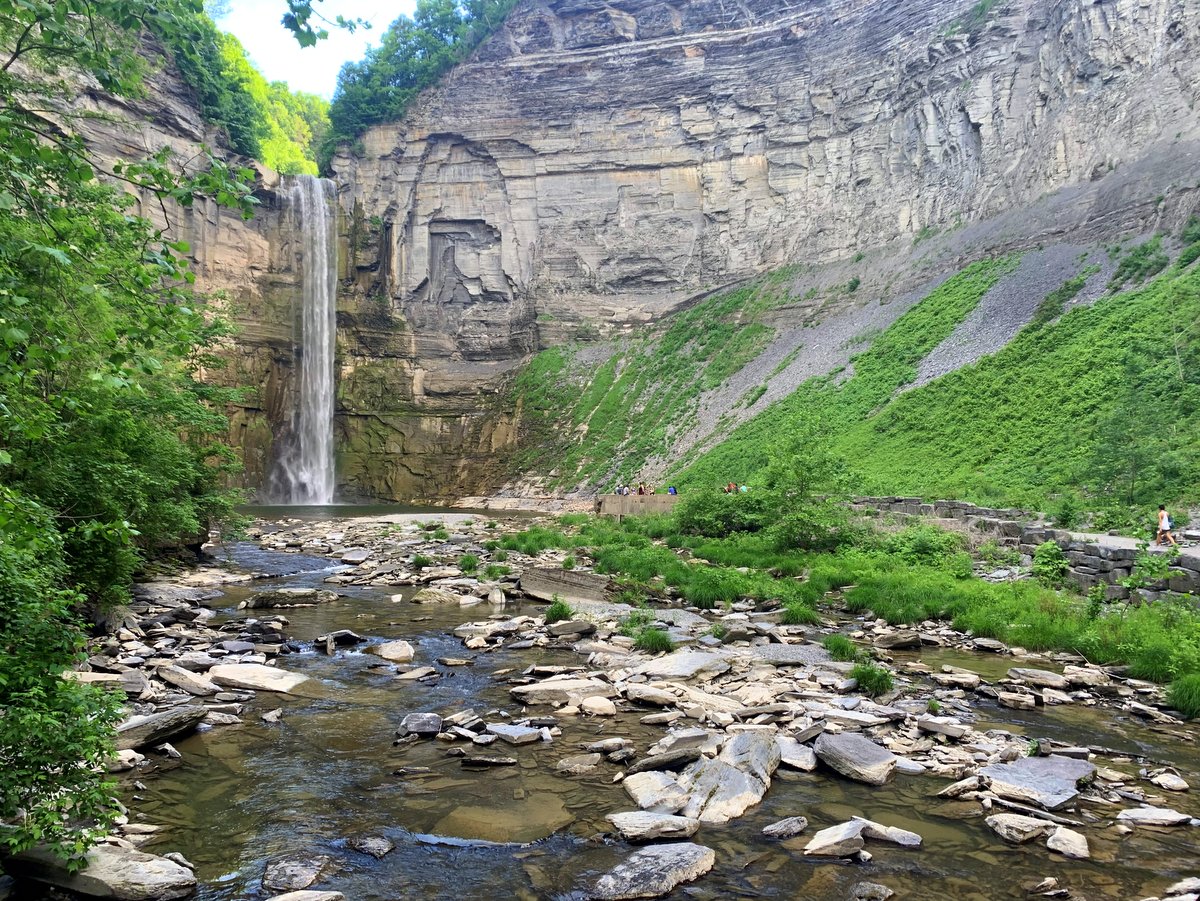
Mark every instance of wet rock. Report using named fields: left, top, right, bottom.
left=851, top=817, right=921, bottom=847
left=719, top=731, right=781, bottom=784
left=985, top=814, right=1055, bottom=843
left=270, top=893, right=346, bottom=901
left=460, top=756, right=518, bottom=768
left=396, top=666, right=436, bottom=681
left=916, top=715, right=968, bottom=739
left=1150, top=772, right=1190, bottom=792
left=242, top=588, right=337, bottom=609
left=606, top=812, right=700, bottom=841
left=208, top=663, right=309, bottom=693
left=318, top=630, right=365, bottom=653
left=1061, top=665, right=1109, bottom=687
left=558, top=753, right=602, bottom=775
left=852, top=883, right=895, bottom=900
left=776, top=735, right=818, bottom=771
left=649, top=728, right=722, bottom=757
left=803, top=821, right=866, bottom=857
left=510, top=677, right=615, bottom=705
left=814, top=732, right=897, bottom=785
left=412, top=588, right=462, bottom=604
left=973, top=638, right=1008, bottom=652
left=1045, top=826, right=1089, bottom=858
left=762, top=816, right=808, bottom=839
left=873, top=630, right=921, bottom=650
left=487, top=723, right=542, bottom=745
left=1007, top=668, right=1069, bottom=689
left=996, top=691, right=1036, bottom=710
left=581, top=696, right=618, bottom=716
left=979, top=756, right=1095, bottom=810
left=156, top=665, right=217, bottom=696
left=625, top=749, right=702, bottom=775
left=678, top=758, right=767, bottom=823
left=340, top=547, right=372, bottom=563
left=347, top=835, right=394, bottom=858
left=623, top=771, right=688, bottom=813
left=116, top=706, right=207, bottom=751
left=263, top=853, right=334, bottom=892
left=548, top=619, right=596, bottom=637
left=588, top=842, right=715, bottom=900
left=399, top=713, right=443, bottom=737
left=371, top=640, right=415, bottom=663
left=1115, top=806, right=1192, bottom=826
left=7, top=843, right=197, bottom=900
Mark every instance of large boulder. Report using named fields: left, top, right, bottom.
left=814, top=732, right=897, bottom=785
left=116, top=706, right=207, bottom=751
left=589, top=843, right=715, bottom=900
left=719, top=731, right=781, bottom=784
left=678, top=758, right=767, bottom=824
left=7, top=843, right=196, bottom=899
left=370, top=640, right=415, bottom=663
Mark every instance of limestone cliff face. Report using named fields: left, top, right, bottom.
left=67, top=54, right=305, bottom=491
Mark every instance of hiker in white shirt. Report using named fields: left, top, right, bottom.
left=1156, top=505, right=1177, bottom=547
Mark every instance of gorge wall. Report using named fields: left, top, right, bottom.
left=332, top=0, right=1200, bottom=501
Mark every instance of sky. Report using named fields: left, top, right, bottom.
left=214, top=0, right=416, bottom=98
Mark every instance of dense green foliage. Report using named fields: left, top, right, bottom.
left=324, top=0, right=516, bottom=167
left=0, top=0, right=251, bottom=859
left=155, top=11, right=329, bottom=173
left=544, top=598, right=573, bottom=624
left=849, top=662, right=894, bottom=697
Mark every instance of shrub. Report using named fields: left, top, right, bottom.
left=458, top=554, right=479, bottom=573
left=544, top=597, right=574, bottom=624
left=411, top=554, right=432, bottom=570
left=483, top=564, right=511, bottom=580
left=1032, top=541, right=1069, bottom=588
left=562, top=555, right=576, bottom=570
left=494, top=550, right=509, bottom=562
left=884, top=525, right=965, bottom=569
left=849, top=662, right=895, bottom=697
left=683, top=568, right=741, bottom=609
left=635, top=627, right=675, bottom=653
left=1167, top=674, right=1200, bottom=719
left=432, top=528, right=450, bottom=540
left=1052, top=494, right=1081, bottom=529
left=926, top=698, right=942, bottom=714
left=675, top=487, right=770, bottom=537
left=978, top=539, right=1021, bottom=568
left=618, top=609, right=655, bottom=636
left=822, top=633, right=859, bottom=662
left=781, top=602, right=821, bottom=625
left=709, top=623, right=728, bottom=640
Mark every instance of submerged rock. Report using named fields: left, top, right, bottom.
left=263, top=853, right=335, bottom=892
left=208, top=663, right=309, bottom=693
left=985, top=814, right=1055, bottom=844
left=1115, top=806, right=1193, bottom=826
left=979, top=755, right=1095, bottom=810
left=347, top=835, right=394, bottom=859
left=589, top=843, right=715, bottom=900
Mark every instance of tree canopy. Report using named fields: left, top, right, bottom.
left=0, top=0, right=252, bottom=860
left=323, top=0, right=516, bottom=168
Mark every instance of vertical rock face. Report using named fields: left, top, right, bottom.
left=333, top=0, right=1200, bottom=499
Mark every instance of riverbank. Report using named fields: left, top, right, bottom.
left=5, top=509, right=1198, bottom=900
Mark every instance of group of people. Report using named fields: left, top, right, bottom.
left=723, top=482, right=749, bottom=494
left=612, top=483, right=678, bottom=496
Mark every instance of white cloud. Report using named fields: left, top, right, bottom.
left=215, top=0, right=415, bottom=98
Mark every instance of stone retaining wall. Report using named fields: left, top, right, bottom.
left=853, top=497, right=1200, bottom=602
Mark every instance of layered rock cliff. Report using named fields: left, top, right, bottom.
left=332, top=0, right=1200, bottom=500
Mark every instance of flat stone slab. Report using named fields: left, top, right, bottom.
left=270, top=894, right=346, bottom=901
left=370, top=640, right=415, bottom=663
left=762, top=816, right=809, bottom=839
left=804, top=820, right=866, bottom=857
left=979, top=755, right=1095, bottom=810
left=625, top=748, right=702, bottom=776
left=487, top=723, right=542, bottom=745
left=777, top=735, right=818, bottom=771
left=1046, top=826, right=1089, bottom=858
left=745, top=644, right=830, bottom=666
left=624, top=684, right=678, bottom=707
left=589, top=843, right=715, bottom=900
left=719, top=731, right=781, bottom=784
left=208, top=663, right=309, bottom=693
left=412, top=588, right=463, bottom=604
left=399, top=713, right=443, bottom=736
left=510, top=677, right=614, bottom=705
left=632, top=651, right=732, bottom=681
left=156, top=665, right=218, bottom=696
left=116, top=705, right=207, bottom=751
left=985, top=814, right=1055, bottom=843
left=9, top=843, right=196, bottom=899
left=606, top=812, right=700, bottom=842
left=814, top=732, right=897, bottom=785
left=1116, top=806, right=1193, bottom=826
left=1007, top=667, right=1069, bottom=689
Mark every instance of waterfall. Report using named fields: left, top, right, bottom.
left=272, top=175, right=338, bottom=504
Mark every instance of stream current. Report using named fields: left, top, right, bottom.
left=63, top=533, right=1200, bottom=900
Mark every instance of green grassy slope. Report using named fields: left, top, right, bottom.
left=677, top=246, right=1200, bottom=515
left=512, top=230, right=1200, bottom=517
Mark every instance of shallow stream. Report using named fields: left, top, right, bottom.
left=48, top=536, right=1200, bottom=899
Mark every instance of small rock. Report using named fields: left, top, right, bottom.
left=486, top=723, right=542, bottom=745
left=581, top=696, right=618, bottom=716
left=852, top=883, right=895, bottom=901
left=1150, top=772, right=1190, bottom=792
left=1115, top=806, right=1192, bottom=826
left=589, top=843, right=715, bottom=900
left=985, top=814, right=1055, bottom=844
left=263, top=853, right=334, bottom=892
left=399, top=713, right=443, bottom=737
left=347, top=835, right=394, bottom=859
left=762, top=816, right=808, bottom=839
left=1045, top=826, right=1089, bottom=859
left=557, top=753, right=602, bottom=775
left=370, top=640, right=415, bottom=663
left=803, top=820, right=865, bottom=857
left=606, top=812, right=700, bottom=841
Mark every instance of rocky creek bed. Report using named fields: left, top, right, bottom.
left=5, top=510, right=1199, bottom=901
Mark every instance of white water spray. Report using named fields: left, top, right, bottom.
left=273, top=175, right=337, bottom=504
